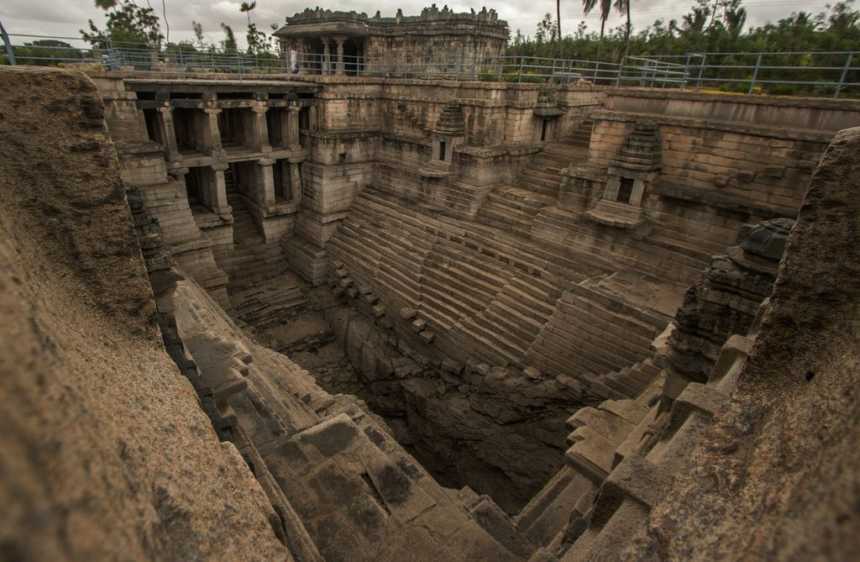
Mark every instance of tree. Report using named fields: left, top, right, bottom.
left=241, top=2, right=257, bottom=26
left=724, top=0, right=747, bottom=37
left=536, top=13, right=558, bottom=44
left=81, top=0, right=163, bottom=48
left=557, top=0, right=563, bottom=43
left=161, top=0, right=170, bottom=44
left=614, top=0, right=632, bottom=62
left=220, top=23, right=237, bottom=54
left=682, top=0, right=711, bottom=33
left=583, top=0, right=613, bottom=57
left=192, top=20, right=205, bottom=49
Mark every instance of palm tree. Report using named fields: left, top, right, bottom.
left=582, top=0, right=612, bottom=58
left=240, top=1, right=257, bottom=26
left=557, top=0, right=562, bottom=42
left=162, top=0, right=170, bottom=44
left=614, top=0, right=632, bottom=63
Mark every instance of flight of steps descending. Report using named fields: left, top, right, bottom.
left=562, top=118, right=594, bottom=149
left=418, top=236, right=510, bottom=331
left=601, top=358, right=662, bottom=400
left=516, top=119, right=593, bottom=200
left=327, top=191, right=435, bottom=310
left=477, top=186, right=556, bottom=238
left=457, top=274, right=564, bottom=367
left=527, top=282, right=664, bottom=380
left=223, top=190, right=287, bottom=289
left=221, top=188, right=306, bottom=327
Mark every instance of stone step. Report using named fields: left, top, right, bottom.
left=555, top=296, right=656, bottom=349
left=496, top=286, right=556, bottom=323
left=483, top=304, right=543, bottom=348
left=465, top=314, right=529, bottom=364
left=455, top=318, right=523, bottom=367
left=421, top=274, right=489, bottom=317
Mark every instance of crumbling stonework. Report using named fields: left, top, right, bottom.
left=518, top=128, right=860, bottom=561
left=0, top=67, right=288, bottom=562
left=89, top=62, right=860, bottom=516
left=3, top=35, right=860, bottom=561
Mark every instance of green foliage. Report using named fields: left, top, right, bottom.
left=513, top=0, right=860, bottom=60
left=220, top=23, right=237, bottom=54
left=508, top=0, right=860, bottom=95
left=245, top=22, right=272, bottom=55
left=80, top=0, right=162, bottom=48
left=4, top=39, right=85, bottom=66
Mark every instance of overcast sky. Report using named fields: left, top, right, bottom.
left=0, top=0, right=838, bottom=48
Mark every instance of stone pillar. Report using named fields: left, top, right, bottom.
left=171, top=166, right=191, bottom=203
left=287, top=103, right=301, bottom=148
left=297, top=39, right=307, bottom=75
left=308, top=105, right=318, bottom=133
left=158, top=103, right=179, bottom=161
left=251, top=100, right=272, bottom=153
left=630, top=179, right=646, bottom=207
left=290, top=162, right=303, bottom=205
left=334, top=36, right=346, bottom=75
left=203, top=107, right=223, bottom=157
left=603, top=177, right=620, bottom=202
left=211, top=162, right=231, bottom=216
left=257, top=158, right=276, bottom=210
left=322, top=37, right=331, bottom=75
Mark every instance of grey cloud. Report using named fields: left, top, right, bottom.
left=0, top=0, right=836, bottom=47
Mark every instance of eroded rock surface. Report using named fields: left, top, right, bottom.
left=0, top=67, right=287, bottom=562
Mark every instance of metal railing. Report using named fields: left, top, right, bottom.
left=3, top=34, right=860, bottom=97
left=647, top=51, right=860, bottom=97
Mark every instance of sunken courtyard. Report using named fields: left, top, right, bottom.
left=1, top=6, right=859, bottom=562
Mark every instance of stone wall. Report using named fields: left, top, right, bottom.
left=0, top=66, right=288, bottom=562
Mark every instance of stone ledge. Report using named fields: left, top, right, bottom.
left=593, top=108, right=836, bottom=141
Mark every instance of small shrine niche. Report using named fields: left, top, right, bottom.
left=586, top=121, right=661, bottom=228
left=533, top=87, right=565, bottom=142
left=421, top=103, right=465, bottom=178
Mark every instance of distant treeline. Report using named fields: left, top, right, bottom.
left=506, top=0, right=860, bottom=96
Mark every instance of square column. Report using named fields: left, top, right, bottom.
left=334, top=36, right=346, bottom=75
left=287, top=103, right=301, bottom=148
left=322, top=38, right=331, bottom=75
left=158, top=103, right=179, bottom=161
left=256, top=158, right=276, bottom=210
left=172, top=166, right=191, bottom=204
left=251, top=100, right=272, bottom=154
left=211, top=162, right=232, bottom=217
left=603, top=177, right=620, bottom=201
left=290, top=162, right=303, bottom=205
left=203, top=107, right=224, bottom=157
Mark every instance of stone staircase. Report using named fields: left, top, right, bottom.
left=327, top=191, right=436, bottom=310
left=418, top=236, right=507, bottom=331
left=220, top=190, right=286, bottom=289
left=326, top=186, right=673, bottom=376
left=477, top=187, right=556, bottom=238
left=527, top=282, right=664, bottom=379
left=515, top=118, right=593, bottom=200
left=561, top=118, right=594, bottom=148
left=216, top=176, right=307, bottom=328
left=456, top=274, right=563, bottom=367
left=601, top=358, right=662, bottom=400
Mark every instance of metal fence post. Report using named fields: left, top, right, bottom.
left=696, top=53, right=706, bottom=89
left=835, top=52, right=854, bottom=98
left=683, top=53, right=691, bottom=87
left=616, top=55, right=626, bottom=87
left=518, top=56, right=524, bottom=83
left=748, top=53, right=762, bottom=94
left=0, top=19, right=16, bottom=65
